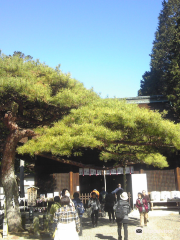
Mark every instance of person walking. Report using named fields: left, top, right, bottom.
left=91, top=189, right=100, bottom=199
left=50, top=196, right=61, bottom=233
left=53, top=195, right=80, bottom=240
left=113, top=192, right=130, bottom=240
left=72, top=192, right=85, bottom=236
left=61, top=188, right=74, bottom=206
left=142, top=190, right=151, bottom=222
left=88, top=192, right=100, bottom=227
left=136, top=192, right=148, bottom=228
left=111, top=184, right=124, bottom=203
left=111, top=184, right=124, bottom=195
left=104, top=193, right=116, bottom=223
left=99, top=187, right=108, bottom=217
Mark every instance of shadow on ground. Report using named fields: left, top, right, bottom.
left=95, top=233, right=117, bottom=239
left=81, top=216, right=140, bottom=230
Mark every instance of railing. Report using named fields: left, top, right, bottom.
left=79, top=193, right=91, bottom=206
left=79, top=192, right=132, bottom=207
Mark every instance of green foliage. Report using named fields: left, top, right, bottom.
left=140, top=0, right=180, bottom=115
left=2, top=51, right=180, bottom=169
left=18, top=98, right=180, bottom=168
left=0, top=51, right=99, bottom=140
left=0, top=52, right=98, bottom=108
left=50, top=202, right=61, bottom=220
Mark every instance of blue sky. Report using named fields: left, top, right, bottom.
left=1, top=0, right=163, bottom=98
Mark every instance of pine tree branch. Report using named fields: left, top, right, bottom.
left=37, top=153, right=135, bottom=170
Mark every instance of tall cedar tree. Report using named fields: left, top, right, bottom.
left=0, top=51, right=99, bottom=231
left=139, top=0, right=180, bottom=115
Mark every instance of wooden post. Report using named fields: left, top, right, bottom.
left=104, top=170, right=106, bottom=192
left=140, top=169, right=144, bottom=174
left=69, top=171, right=73, bottom=197
left=123, top=166, right=127, bottom=191
left=175, top=167, right=180, bottom=191
left=128, top=192, right=131, bottom=205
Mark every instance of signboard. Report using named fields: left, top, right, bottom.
left=54, top=192, right=59, bottom=197
left=27, top=187, right=38, bottom=206
left=131, top=174, right=147, bottom=206
left=47, top=193, right=53, bottom=199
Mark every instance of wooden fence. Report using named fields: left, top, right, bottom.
left=79, top=192, right=131, bottom=207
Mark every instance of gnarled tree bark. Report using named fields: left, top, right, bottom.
left=2, top=112, right=36, bottom=231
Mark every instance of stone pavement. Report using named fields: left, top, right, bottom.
left=0, top=210, right=179, bottom=240
left=79, top=210, right=180, bottom=240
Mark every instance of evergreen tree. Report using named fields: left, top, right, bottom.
left=140, top=0, right=180, bottom=115
left=0, top=51, right=98, bottom=231
left=18, top=98, right=180, bottom=169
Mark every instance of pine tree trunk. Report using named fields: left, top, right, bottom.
left=1, top=132, right=23, bottom=232
left=1, top=112, right=36, bottom=232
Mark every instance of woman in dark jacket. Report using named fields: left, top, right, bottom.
left=136, top=192, right=148, bottom=227
left=105, top=193, right=116, bottom=222
left=113, top=192, right=130, bottom=240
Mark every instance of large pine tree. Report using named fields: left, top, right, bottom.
left=140, top=0, right=180, bottom=115
left=0, top=51, right=98, bottom=231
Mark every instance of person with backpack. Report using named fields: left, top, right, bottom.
left=53, top=196, right=80, bottom=240
left=104, top=193, right=116, bottom=223
left=88, top=192, right=100, bottom=227
left=113, top=192, right=131, bottom=240
left=90, top=189, right=100, bottom=199
left=142, top=190, right=151, bottom=222
left=99, top=187, right=108, bottom=217
left=72, top=192, right=85, bottom=236
left=136, top=192, right=148, bottom=227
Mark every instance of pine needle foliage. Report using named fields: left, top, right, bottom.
left=0, top=52, right=99, bottom=130
left=18, top=98, right=180, bottom=168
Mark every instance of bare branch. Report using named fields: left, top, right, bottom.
left=4, top=112, right=18, bottom=131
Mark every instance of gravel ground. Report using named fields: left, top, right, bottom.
left=79, top=210, right=180, bottom=240
left=2, top=210, right=180, bottom=240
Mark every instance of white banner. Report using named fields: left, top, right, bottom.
left=79, top=167, right=134, bottom=175
left=110, top=169, right=117, bottom=175
left=79, top=168, right=83, bottom=175
left=117, top=167, right=123, bottom=174
left=90, top=169, right=96, bottom=175
left=106, top=170, right=110, bottom=175
left=131, top=174, right=147, bottom=205
left=97, top=170, right=102, bottom=175
left=84, top=168, right=89, bottom=175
